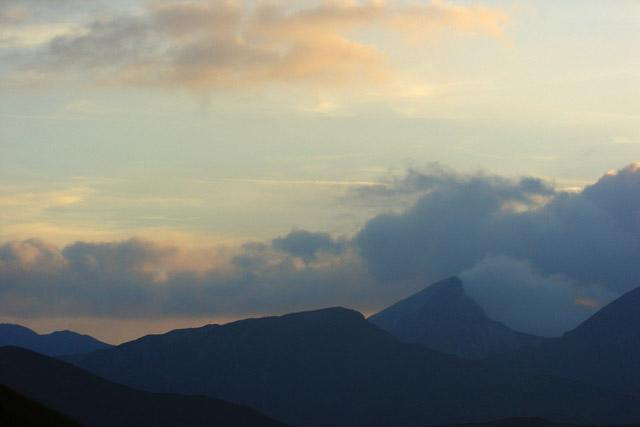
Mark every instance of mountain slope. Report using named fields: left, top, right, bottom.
left=70, top=307, right=640, bottom=427
left=438, top=417, right=623, bottom=427
left=0, top=384, right=79, bottom=427
left=491, top=286, right=640, bottom=395
left=369, top=277, right=544, bottom=359
left=0, top=324, right=111, bottom=356
left=0, top=346, right=285, bottom=427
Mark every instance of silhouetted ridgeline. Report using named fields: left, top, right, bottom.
left=69, top=307, right=640, bottom=426
left=437, top=417, right=634, bottom=426
left=369, top=277, right=546, bottom=359
left=0, top=324, right=111, bottom=356
left=488, top=286, right=640, bottom=395
left=0, top=383, right=79, bottom=427
left=5, top=283, right=640, bottom=426
left=0, top=346, right=285, bottom=427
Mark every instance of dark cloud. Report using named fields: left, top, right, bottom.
left=498, top=165, right=640, bottom=293
left=460, top=256, right=616, bottom=336
left=351, top=164, right=456, bottom=202
left=582, top=164, right=640, bottom=231
left=354, top=163, right=640, bottom=335
left=355, top=170, right=555, bottom=283
left=272, top=230, right=345, bottom=261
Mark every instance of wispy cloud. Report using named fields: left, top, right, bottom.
left=223, top=178, right=384, bottom=187
left=0, top=186, right=95, bottom=211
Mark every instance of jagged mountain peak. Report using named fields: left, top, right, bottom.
left=368, top=277, right=484, bottom=326
left=369, top=277, right=543, bottom=359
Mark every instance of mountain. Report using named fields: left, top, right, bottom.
left=0, top=346, right=285, bottom=427
left=490, top=286, right=640, bottom=395
left=0, top=383, right=79, bottom=426
left=438, top=417, right=622, bottom=427
left=0, top=323, right=111, bottom=356
left=69, top=307, right=640, bottom=427
left=369, top=277, right=545, bottom=359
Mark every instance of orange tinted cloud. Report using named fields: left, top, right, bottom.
left=387, top=0, right=508, bottom=41
left=17, top=0, right=508, bottom=88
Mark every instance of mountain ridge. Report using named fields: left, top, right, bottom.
left=369, top=277, right=545, bottom=359
left=0, top=346, right=285, bottom=427
left=0, top=323, right=111, bottom=356
left=489, top=285, right=640, bottom=395
left=0, top=383, right=80, bottom=426
left=69, top=306, right=640, bottom=426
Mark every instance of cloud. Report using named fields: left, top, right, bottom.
left=4, top=0, right=508, bottom=88
left=460, top=256, right=616, bottom=336
left=0, top=5, right=28, bottom=25
left=386, top=0, right=508, bottom=41
left=0, top=239, right=67, bottom=276
left=0, top=0, right=102, bottom=49
left=581, top=162, right=640, bottom=231
left=354, top=162, right=640, bottom=334
left=0, top=236, right=375, bottom=319
left=272, top=229, right=345, bottom=261
left=3, top=163, right=639, bottom=337
left=355, top=167, right=555, bottom=283
left=0, top=186, right=94, bottom=209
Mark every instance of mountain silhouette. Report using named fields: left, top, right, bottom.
left=369, top=277, right=545, bottom=359
left=0, top=323, right=111, bottom=356
left=0, top=383, right=79, bottom=426
left=437, top=417, right=625, bottom=426
left=490, top=286, right=640, bottom=395
left=0, top=346, right=285, bottom=427
left=69, top=307, right=640, bottom=426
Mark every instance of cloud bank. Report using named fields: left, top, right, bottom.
left=460, top=256, right=617, bottom=337
left=357, top=163, right=640, bottom=293
left=1, top=163, right=640, bottom=336
left=272, top=230, right=346, bottom=262
left=0, top=236, right=373, bottom=319
left=2, top=0, right=508, bottom=88
left=355, top=163, right=640, bottom=335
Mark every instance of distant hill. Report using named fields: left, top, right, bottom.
left=0, top=324, right=111, bottom=356
left=69, top=307, right=640, bottom=427
left=437, top=417, right=627, bottom=426
left=490, top=286, right=640, bottom=395
left=0, top=346, right=285, bottom=427
left=0, top=383, right=79, bottom=426
left=369, top=277, right=545, bottom=359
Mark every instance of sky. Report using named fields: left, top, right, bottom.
left=1, top=0, right=639, bottom=343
